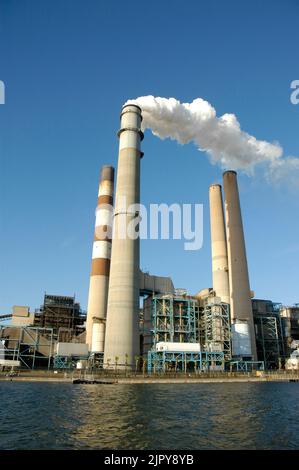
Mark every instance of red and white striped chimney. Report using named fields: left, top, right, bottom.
left=85, top=165, right=114, bottom=352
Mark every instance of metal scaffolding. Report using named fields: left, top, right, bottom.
left=142, top=295, right=233, bottom=372
left=0, top=326, right=54, bottom=369
left=53, top=347, right=90, bottom=369
left=88, top=352, right=104, bottom=370
left=254, top=315, right=285, bottom=369
left=147, top=350, right=224, bottom=373
left=199, top=301, right=231, bottom=360
left=150, top=295, right=198, bottom=346
left=228, top=361, right=265, bottom=372
left=53, top=353, right=89, bottom=369
left=34, top=294, right=86, bottom=339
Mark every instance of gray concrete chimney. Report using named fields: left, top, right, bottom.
left=223, top=170, right=257, bottom=360
left=104, top=104, right=143, bottom=369
left=209, top=183, right=230, bottom=305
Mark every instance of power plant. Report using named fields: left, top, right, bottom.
left=1, top=103, right=298, bottom=374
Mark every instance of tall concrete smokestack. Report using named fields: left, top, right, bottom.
left=209, top=184, right=230, bottom=305
left=104, top=104, right=143, bottom=369
left=86, top=165, right=114, bottom=351
left=223, top=170, right=257, bottom=360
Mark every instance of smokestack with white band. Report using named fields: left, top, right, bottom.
left=209, top=184, right=230, bottom=305
left=104, top=104, right=143, bottom=369
left=223, top=170, right=257, bottom=360
left=86, top=165, right=114, bottom=352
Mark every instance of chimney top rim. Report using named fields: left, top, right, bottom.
left=121, top=103, right=142, bottom=113
left=223, top=170, right=237, bottom=176
left=101, top=165, right=114, bottom=170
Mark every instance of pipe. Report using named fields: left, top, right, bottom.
left=85, top=165, right=114, bottom=351
left=223, top=170, right=257, bottom=360
left=104, top=104, right=143, bottom=369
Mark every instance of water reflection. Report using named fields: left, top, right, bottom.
left=0, top=382, right=298, bottom=449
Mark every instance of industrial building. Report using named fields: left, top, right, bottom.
left=252, top=299, right=285, bottom=369
left=279, top=305, right=299, bottom=354
left=1, top=103, right=298, bottom=373
left=0, top=294, right=87, bottom=370
left=34, top=294, right=86, bottom=341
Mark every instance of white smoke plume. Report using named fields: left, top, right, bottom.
left=125, top=95, right=298, bottom=185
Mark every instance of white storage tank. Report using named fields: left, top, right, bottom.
left=56, top=343, right=89, bottom=357
left=155, top=342, right=201, bottom=352
left=286, top=350, right=299, bottom=370
left=0, top=359, right=21, bottom=367
left=286, top=357, right=299, bottom=370
left=231, top=320, right=252, bottom=357
left=91, top=319, right=105, bottom=353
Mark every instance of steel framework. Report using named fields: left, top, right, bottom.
left=0, top=325, right=53, bottom=369
left=150, top=296, right=198, bottom=346
left=147, top=350, right=224, bottom=373
left=88, top=352, right=104, bottom=369
left=228, top=361, right=265, bottom=372
left=34, top=294, right=86, bottom=339
left=53, top=352, right=89, bottom=369
left=254, top=315, right=285, bottom=369
left=199, top=302, right=231, bottom=360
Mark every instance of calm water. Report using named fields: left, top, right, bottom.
left=0, top=382, right=298, bottom=449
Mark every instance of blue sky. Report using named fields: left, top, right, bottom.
left=0, top=0, right=298, bottom=314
